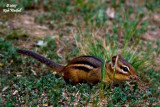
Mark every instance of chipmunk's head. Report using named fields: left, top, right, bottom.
left=106, top=54, right=138, bottom=82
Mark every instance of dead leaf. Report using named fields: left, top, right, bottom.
left=37, top=40, right=47, bottom=47
left=2, top=86, right=9, bottom=91
left=31, top=69, right=37, bottom=76
left=13, top=90, right=18, bottom=95
left=106, top=8, right=115, bottom=19
left=57, top=47, right=64, bottom=58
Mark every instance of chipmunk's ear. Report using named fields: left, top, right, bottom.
left=118, top=54, right=124, bottom=59
left=111, top=56, right=117, bottom=67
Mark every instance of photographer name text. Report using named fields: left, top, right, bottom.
left=3, top=4, right=22, bottom=13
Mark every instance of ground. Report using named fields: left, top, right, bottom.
left=0, top=0, right=160, bottom=106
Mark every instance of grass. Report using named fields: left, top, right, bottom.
left=0, top=0, right=160, bottom=106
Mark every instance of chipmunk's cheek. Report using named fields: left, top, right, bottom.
left=126, top=77, right=131, bottom=81
left=118, top=75, right=130, bottom=81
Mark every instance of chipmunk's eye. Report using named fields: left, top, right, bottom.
left=120, top=66, right=129, bottom=72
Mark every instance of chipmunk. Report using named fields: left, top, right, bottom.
left=16, top=49, right=138, bottom=85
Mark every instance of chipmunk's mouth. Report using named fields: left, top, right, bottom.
left=129, top=78, right=138, bottom=84
left=129, top=75, right=138, bottom=81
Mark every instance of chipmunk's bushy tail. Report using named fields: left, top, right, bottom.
left=16, top=49, right=64, bottom=72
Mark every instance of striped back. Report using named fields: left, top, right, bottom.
left=66, top=56, right=103, bottom=72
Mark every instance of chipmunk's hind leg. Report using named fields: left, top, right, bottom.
left=63, top=69, right=79, bottom=85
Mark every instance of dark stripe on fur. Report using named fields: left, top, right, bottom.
left=73, top=61, right=97, bottom=68
left=82, top=56, right=103, bottom=63
left=72, top=66, right=90, bottom=72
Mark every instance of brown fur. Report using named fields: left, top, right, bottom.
left=17, top=50, right=138, bottom=85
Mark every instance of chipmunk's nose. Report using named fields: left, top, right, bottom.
left=130, top=75, right=138, bottom=80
